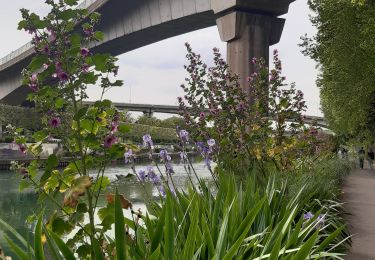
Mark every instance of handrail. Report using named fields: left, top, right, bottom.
left=0, top=0, right=102, bottom=67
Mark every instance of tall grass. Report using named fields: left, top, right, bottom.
left=1, top=169, right=350, bottom=259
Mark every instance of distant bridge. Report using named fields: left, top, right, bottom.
left=84, top=101, right=328, bottom=128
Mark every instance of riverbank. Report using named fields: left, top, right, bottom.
left=0, top=151, right=199, bottom=171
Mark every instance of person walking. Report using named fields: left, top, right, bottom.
left=368, top=149, right=374, bottom=170
left=359, top=147, right=365, bottom=169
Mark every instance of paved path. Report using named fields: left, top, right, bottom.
left=343, top=169, right=375, bottom=259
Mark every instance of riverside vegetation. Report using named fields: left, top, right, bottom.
left=0, top=0, right=350, bottom=259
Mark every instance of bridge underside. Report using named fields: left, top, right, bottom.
left=0, top=0, right=294, bottom=105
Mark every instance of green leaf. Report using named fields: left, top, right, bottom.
left=148, top=245, right=161, bottom=260
left=18, top=20, right=28, bottom=30
left=64, top=0, right=78, bottom=5
left=3, top=234, right=29, bottom=260
left=92, top=53, right=110, bottom=72
left=74, top=106, right=89, bottom=120
left=224, top=198, right=266, bottom=260
left=50, top=231, right=76, bottom=260
left=34, top=214, right=46, bottom=260
left=164, top=195, right=174, bottom=260
left=214, top=199, right=235, bottom=260
left=93, top=238, right=105, bottom=260
left=33, top=130, right=48, bottom=142
left=0, top=217, right=32, bottom=251
left=43, top=226, right=64, bottom=260
left=94, top=31, right=104, bottom=41
left=182, top=201, right=199, bottom=260
left=115, top=190, right=125, bottom=260
left=118, top=124, right=131, bottom=134
left=291, top=231, right=319, bottom=260
left=315, top=225, right=345, bottom=252
left=59, top=9, right=78, bottom=20
left=46, top=154, right=59, bottom=169
left=28, top=55, right=48, bottom=72
left=70, top=33, right=81, bottom=47
left=55, top=98, right=65, bottom=109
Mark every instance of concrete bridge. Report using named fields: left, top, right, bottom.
left=0, top=0, right=294, bottom=105
left=83, top=101, right=328, bottom=128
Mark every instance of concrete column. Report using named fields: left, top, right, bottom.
left=0, top=122, right=2, bottom=140
left=216, top=11, right=285, bottom=96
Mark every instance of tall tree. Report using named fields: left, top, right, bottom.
left=301, top=0, right=375, bottom=140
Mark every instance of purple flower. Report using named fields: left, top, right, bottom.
left=110, top=121, right=119, bottom=133
left=124, top=149, right=134, bottom=164
left=82, top=63, right=89, bottom=73
left=48, top=29, right=56, bottom=42
left=104, top=134, right=117, bottom=148
left=137, top=169, right=146, bottom=182
left=147, top=167, right=161, bottom=185
left=28, top=83, right=39, bottom=92
left=83, top=27, right=93, bottom=37
left=251, top=57, right=257, bottom=64
left=180, top=152, right=187, bottom=162
left=42, top=45, right=50, bottom=54
left=142, top=134, right=154, bottom=148
left=57, top=71, right=69, bottom=82
left=49, top=117, right=61, bottom=128
left=179, top=130, right=189, bottom=142
left=237, top=102, right=245, bottom=111
left=199, top=112, right=205, bottom=119
left=43, top=63, right=49, bottom=70
left=157, top=185, right=166, bottom=198
left=303, top=212, right=314, bottom=221
left=207, top=139, right=216, bottom=147
left=80, top=48, right=90, bottom=57
left=18, top=144, right=27, bottom=154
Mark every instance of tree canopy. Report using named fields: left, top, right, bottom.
left=302, top=0, right=375, bottom=141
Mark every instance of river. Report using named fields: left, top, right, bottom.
left=0, top=162, right=212, bottom=257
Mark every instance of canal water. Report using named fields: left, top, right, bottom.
left=0, top=162, right=212, bottom=257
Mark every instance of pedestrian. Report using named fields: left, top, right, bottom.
left=368, top=149, right=374, bottom=170
left=358, top=147, right=365, bottom=169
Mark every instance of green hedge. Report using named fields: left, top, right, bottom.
left=0, top=104, right=41, bottom=130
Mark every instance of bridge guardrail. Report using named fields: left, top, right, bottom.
left=0, top=0, right=99, bottom=67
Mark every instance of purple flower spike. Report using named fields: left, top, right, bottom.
left=179, top=129, right=189, bottom=142
left=303, top=212, right=314, bottom=221
left=157, top=186, right=166, bottom=198
left=104, top=134, right=117, bottom=148
left=143, top=134, right=154, bottom=148
left=124, top=149, right=134, bottom=164
left=137, top=169, right=146, bottom=182
left=80, top=48, right=90, bottom=57
left=49, top=117, right=61, bottom=128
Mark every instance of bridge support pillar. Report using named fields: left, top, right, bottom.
left=216, top=11, right=285, bottom=97
left=0, top=122, right=2, bottom=140
left=143, top=110, right=153, bottom=118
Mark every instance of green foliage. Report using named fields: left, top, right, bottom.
left=179, top=45, right=310, bottom=176
left=301, top=0, right=375, bottom=141
left=0, top=104, right=41, bottom=132
left=1, top=170, right=349, bottom=259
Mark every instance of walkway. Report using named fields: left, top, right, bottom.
left=343, top=169, right=375, bottom=259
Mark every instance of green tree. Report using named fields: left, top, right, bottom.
left=301, top=0, right=375, bottom=141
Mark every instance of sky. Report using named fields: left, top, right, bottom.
left=0, top=0, right=321, bottom=117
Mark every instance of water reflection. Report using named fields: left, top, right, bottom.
left=0, top=162, right=211, bottom=257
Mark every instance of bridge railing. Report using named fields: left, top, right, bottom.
left=0, top=0, right=102, bottom=67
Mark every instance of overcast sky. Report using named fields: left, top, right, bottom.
left=0, top=0, right=321, bottom=117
